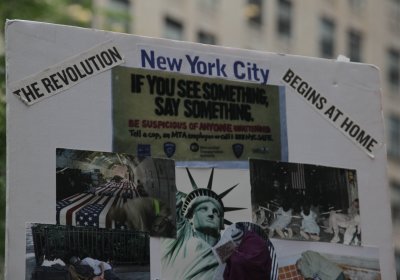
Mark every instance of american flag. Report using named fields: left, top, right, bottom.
left=291, top=164, right=306, bottom=190
left=56, top=181, right=139, bottom=229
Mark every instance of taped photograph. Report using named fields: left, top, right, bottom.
left=250, top=159, right=360, bottom=245
left=26, top=223, right=150, bottom=280
left=278, top=248, right=380, bottom=280
left=160, top=168, right=278, bottom=280
left=56, top=148, right=176, bottom=238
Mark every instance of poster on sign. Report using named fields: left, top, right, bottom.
left=5, top=20, right=395, bottom=280
left=112, top=67, right=287, bottom=165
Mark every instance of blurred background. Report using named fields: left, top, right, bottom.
left=0, top=0, right=399, bottom=278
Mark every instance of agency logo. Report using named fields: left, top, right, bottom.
left=232, top=143, right=244, bottom=158
left=137, top=144, right=151, bottom=157
left=190, top=142, right=199, bottom=152
left=164, top=142, right=176, bottom=158
left=252, top=146, right=269, bottom=154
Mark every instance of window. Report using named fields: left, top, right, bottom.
left=388, top=114, right=400, bottom=160
left=348, top=0, right=365, bottom=12
left=197, top=31, right=217, bottom=45
left=319, top=17, right=335, bottom=58
left=388, top=0, right=400, bottom=37
left=387, top=49, right=400, bottom=91
left=277, top=0, right=292, bottom=37
left=110, top=0, right=129, bottom=5
left=197, top=0, right=219, bottom=9
left=246, top=0, right=263, bottom=26
left=105, top=0, right=131, bottom=33
left=347, top=29, right=362, bottom=62
left=391, top=181, right=400, bottom=221
left=391, top=180, right=400, bottom=189
left=164, top=17, right=183, bottom=41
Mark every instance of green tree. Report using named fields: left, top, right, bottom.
left=0, top=0, right=92, bottom=32
left=0, top=0, right=92, bottom=276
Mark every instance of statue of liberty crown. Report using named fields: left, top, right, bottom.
left=181, top=168, right=245, bottom=227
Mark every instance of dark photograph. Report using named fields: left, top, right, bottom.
left=26, top=223, right=150, bottom=280
left=250, top=159, right=360, bottom=245
left=56, top=148, right=176, bottom=238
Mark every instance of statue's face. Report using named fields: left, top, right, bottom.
left=191, top=201, right=221, bottom=233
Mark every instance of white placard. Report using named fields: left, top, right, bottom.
left=5, top=20, right=395, bottom=280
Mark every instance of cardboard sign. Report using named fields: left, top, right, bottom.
left=5, top=20, right=394, bottom=280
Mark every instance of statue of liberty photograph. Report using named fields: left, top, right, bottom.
left=161, top=168, right=243, bottom=280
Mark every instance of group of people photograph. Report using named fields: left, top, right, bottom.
left=250, top=159, right=361, bottom=245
